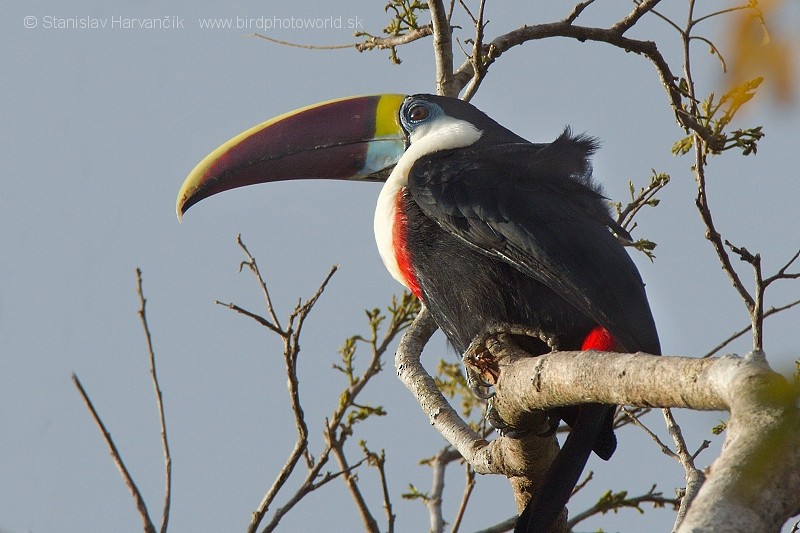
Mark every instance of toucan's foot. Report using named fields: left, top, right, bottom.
left=537, top=414, right=561, bottom=438
left=486, top=404, right=531, bottom=438
left=463, top=333, right=498, bottom=399
left=465, top=365, right=495, bottom=400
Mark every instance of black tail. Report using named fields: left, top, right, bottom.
left=514, top=404, right=614, bottom=533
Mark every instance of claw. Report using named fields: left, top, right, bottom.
left=465, top=365, right=495, bottom=399
left=486, top=405, right=531, bottom=438
left=537, top=416, right=560, bottom=438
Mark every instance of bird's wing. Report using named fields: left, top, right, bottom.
left=407, top=133, right=660, bottom=354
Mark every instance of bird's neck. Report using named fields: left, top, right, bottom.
left=374, top=164, right=413, bottom=293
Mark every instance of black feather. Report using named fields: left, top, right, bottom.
left=402, top=127, right=660, bottom=533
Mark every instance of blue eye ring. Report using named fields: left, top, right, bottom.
left=407, top=103, right=430, bottom=123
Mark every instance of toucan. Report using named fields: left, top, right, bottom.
left=177, top=94, right=661, bottom=532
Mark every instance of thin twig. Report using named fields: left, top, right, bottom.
left=763, top=249, right=800, bottom=287
left=327, top=424, right=380, bottom=533
left=461, top=0, right=488, bottom=102
left=449, top=3, right=724, bottom=150
left=565, top=1, right=596, bottom=24
left=250, top=33, right=354, bottom=50
left=615, top=173, right=670, bottom=231
left=571, top=470, right=594, bottom=496
left=427, top=447, right=448, bottom=533
left=373, top=450, right=396, bottom=533
left=703, top=298, right=800, bottom=357
left=566, top=484, right=681, bottom=529
left=214, top=300, right=285, bottom=337
left=236, top=234, right=283, bottom=331
left=472, top=516, right=517, bottom=533
left=73, top=374, right=157, bottom=533
left=450, top=463, right=475, bottom=533
left=611, top=0, right=663, bottom=34
left=663, top=408, right=706, bottom=530
left=355, top=25, right=434, bottom=53
left=135, top=269, right=172, bottom=533
left=235, top=245, right=415, bottom=532
left=622, top=407, right=678, bottom=460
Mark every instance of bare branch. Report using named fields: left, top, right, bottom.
left=248, top=266, right=339, bottom=533
left=611, top=0, right=663, bottom=34
left=231, top=249, right=415, bottom=532
left=396, top=308, right=568, bottom=520
left=355, top=25, right=434, bottom=53
left=450, top=463, right=475, bottom=533
left=372, top=448, right=396, bottom=533
left=483, top=343, right=800, bottom=533
left=429, top=0, right=458, bottom=96
left=622, top=407, right=678, bottom=461
left=472, top=516, right=517, bottom=533
left=236, top=234, right=283, bottom=332
left=450, top=5, right=724, bottom=149
left=565, top=1, right=596, bottom=24
left=704, top=298, right=800, bottom=358
left=249, top=33, right=354, bottom=50
left=135, top=269, right=172, bottom=533
left=327, top=424, right=380, bottom=533
left=694, top=165, right=755, bottom=311
left=662, top=408, right=706, bottom=530
left=460, top=0, right=488, bottom=102
left=72, top=374, right=156, bottom=533
left=214, top=300, right=286, bottom=337
left=427, top=447, right=448, bottom=533
left=566, top=484, right=680, bottom=529
left=763, top=249, right=800, bottom=287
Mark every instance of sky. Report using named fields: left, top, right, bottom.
left=3, top=1, right=799, bottom=532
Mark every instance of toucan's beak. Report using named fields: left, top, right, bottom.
left=177, top=94, right=408, bottom=220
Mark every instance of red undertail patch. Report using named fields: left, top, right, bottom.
left=581, top=325, right=618, bottom=352
left=393, top=189, right=423, bottom=300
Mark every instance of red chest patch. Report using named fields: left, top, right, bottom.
left=393, top=189, right=423, bottom=300
left=581, top=325, right=619, bottom=351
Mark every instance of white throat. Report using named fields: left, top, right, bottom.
left=373, top=117, right=483, bottom=287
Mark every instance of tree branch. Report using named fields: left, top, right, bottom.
left=704, top=298, right=800, bottom=357
left=135, top=269, right=172, bottom=533
left=355, top=25, right=434, bottom=53
left=429, top=0, right=458, bottom=97
left=662, top=408, right=705, bottom=530
left=485, top=344, right=800, bottom=533
left=399, top=305, right=799, bottom=532
left=449, top=3, right=723, bottom=149
left=327, top=425, right=380, bottom=533
left=72, top=374, right=157, bottom=533
left=566, top=484, right=680, bottom=529
left=396, top=309, right=572, bottom=524
left=450, top=462, right=475, bottom=533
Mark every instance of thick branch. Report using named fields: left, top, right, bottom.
left=394, top=308, right=560, bottom=517
left=399, top=305, right=799, bottom=532
left=429, top=0, right=458, bottom=97
left=485, top=346, right=800, bottom=533
left=490, top=348, right=773, bottom=414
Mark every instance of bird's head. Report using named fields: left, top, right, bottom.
left=176, top=94, right=525, bottom=219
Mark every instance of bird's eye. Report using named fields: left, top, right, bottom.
left=408, top=104, right=430, bottom=122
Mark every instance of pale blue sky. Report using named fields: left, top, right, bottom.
left=3, top=1, right=799, bottom=532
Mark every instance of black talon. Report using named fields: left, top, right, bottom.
left=465, top=366, right=495, bottom=399
left=537, top=416, right=560, bottom=438
left=486, top=405, right=531, bottom=438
